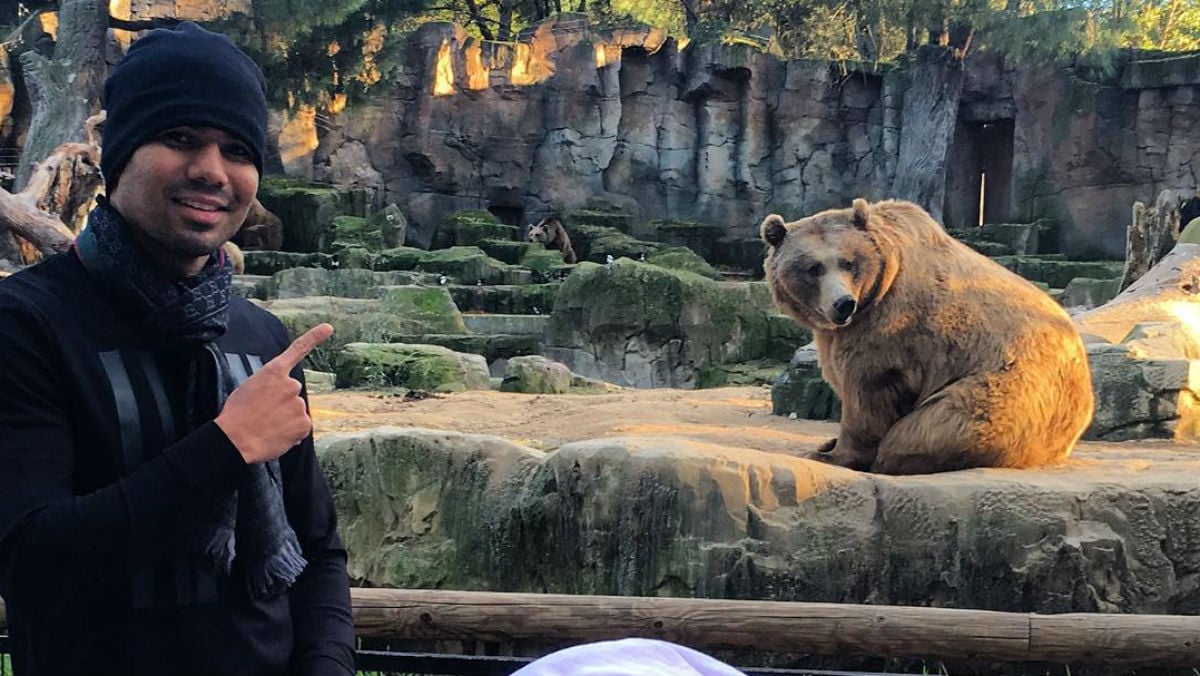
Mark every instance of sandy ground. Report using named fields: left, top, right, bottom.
left=310, top=385, right=837, bottom=455
left=310, top=385, right=1200, bottom=464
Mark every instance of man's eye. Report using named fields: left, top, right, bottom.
left=159, top=130, right=193, bottom=146
left=225, top=145, right=253, bottom=160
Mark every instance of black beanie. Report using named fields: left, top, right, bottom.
left=101, top=21, right=268, bottom=188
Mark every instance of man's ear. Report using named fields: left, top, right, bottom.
left=852, top=199, right=870, bottom=230
left=761, top=214, right=787, bottom=247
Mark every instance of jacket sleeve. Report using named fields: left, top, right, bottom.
left=274, top=323, right=355, bottom=676
left=0, top=300, right=248, bottom=602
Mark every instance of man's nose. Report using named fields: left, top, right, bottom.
left=186, top=143, right=228, bottom=186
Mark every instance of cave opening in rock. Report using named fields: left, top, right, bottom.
left=944, top=118, right=1015, bottom=228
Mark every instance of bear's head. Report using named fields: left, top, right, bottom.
left=761, top=198, right=889, bottom=331
left=526, top=218, right=561, bottom=245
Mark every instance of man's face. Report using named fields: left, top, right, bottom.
left=109, top=125, right=258, bottom=277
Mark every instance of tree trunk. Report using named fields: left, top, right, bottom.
left=1076, top=242, right=1200, bottom=345
left=0, top=112, right=105, bottom=266
left=14, top=0, right=108, bottom=191
left=1120, top=189, right=1181, bottom=292
left=889, top=45, right=964, bottom=223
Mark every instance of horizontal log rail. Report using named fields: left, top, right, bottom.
left=4, top=590, right=1200, bottom=666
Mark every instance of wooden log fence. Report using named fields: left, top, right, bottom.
left=4, top=589, right=1200, bottom=667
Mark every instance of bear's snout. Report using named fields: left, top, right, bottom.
left=832, top=296, right=857, bottom=325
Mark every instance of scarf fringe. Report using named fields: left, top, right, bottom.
left=246, top=536, right=308, bottom=600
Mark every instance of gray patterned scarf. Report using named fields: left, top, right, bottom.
left=75, top=197, right=306, bottom=600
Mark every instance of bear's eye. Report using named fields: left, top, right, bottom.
left=805, top=263, right=825, bottom=277
left=838, top=259, right=857, bottom=274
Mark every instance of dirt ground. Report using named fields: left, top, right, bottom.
left=310, top=385, right=1199, bottom=463
left=310, top=385, right=838, bottom=456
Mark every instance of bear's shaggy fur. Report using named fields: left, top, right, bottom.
left=526, top=217, right=577, bottom=264
left=762, top=198, right=1094, bottom=474
left=235, top=198, right=285, bottom=251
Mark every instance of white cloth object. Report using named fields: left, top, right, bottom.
left=511, top=638, right=746, bottom=676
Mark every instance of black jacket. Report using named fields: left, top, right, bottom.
left=0, top=252, right=355, bottom=676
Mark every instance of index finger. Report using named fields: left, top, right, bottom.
left=268, top=323, right=334, bottom=373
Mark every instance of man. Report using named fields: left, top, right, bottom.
left=0, top=22, right=355, bottom=675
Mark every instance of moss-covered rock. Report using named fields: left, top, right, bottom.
left=432, top=210, right=519, bottom=249
left=374, top=247, right=427, bottom=272
left=257, top=177, right=368, bottom=253
left=242, top=250, right=336, bottom=276
left=334, top=246, right=376, bottom=270
left=992, top=255, right=1123, bottom=288
left=334, top=343, right=491, bottom=391
left=271, top=267, right=383, bottom=299
left=570, top=224, right=664, bottom=263
left=330, top=215, right=384, bottom=252
left=415, top=246, right=511, bottom=285
left=545, top=260, right=802, bottom=388
left=478, top=239, right=537, bottom=265
left=561, top=208, right=635, bottom=234
left=519, top=245, right=566, bottom=273
left=378, top=286, right=468, bottom=334
left=500, top=355, right=573, bottom=394
left=262, top=288, right=465, bottom=371
left=647, top=247, right=722, bottom=280
left=386, top=334, right=542, bottom=362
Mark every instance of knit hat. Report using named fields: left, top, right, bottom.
left=101, top=21, right=268, bottom=188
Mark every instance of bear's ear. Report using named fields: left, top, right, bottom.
left=852, top=199, right=870, bottom=230
left=761, top=214, right=787, bottom=247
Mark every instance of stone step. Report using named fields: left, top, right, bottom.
left=462, top=313, right=551, bottom=336
left=448, top=283, right=561, bottom=315
left=990, top=255, right=1123, bottom=288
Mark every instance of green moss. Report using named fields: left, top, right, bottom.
left=415, top=246, right=511, bottom=284
left=561, top=208, right=636, bottom=234
left=334, top=343, right=489, bottom=390
left=432, top=210, right=517, bottom=249
left=330, top=214, right=384, bottom=251
left=374, top=246, right=427, bottom=271
left=479, top=238, right=537, bottom=264
left=647, top=247, right=722, bottom=279
left=378, top=286, right=468, bottom=334
left=570, top=224, right=664, bottom=262
left=334, top=246, right=376, bottom=270
left=520, top=246, right=566, bottom=273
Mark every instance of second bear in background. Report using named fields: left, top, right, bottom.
left=525, top=217, right=577, bottom=264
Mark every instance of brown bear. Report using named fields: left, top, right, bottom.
left=235, top=198, right=285, bottom=251
left=761, top=198, right=1094, bottom=474
left=526, top=217, right=577, bottom=264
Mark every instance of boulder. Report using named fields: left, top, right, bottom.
left=500, top=355, right=573, bottom=394
left=261, top=287, right=466, bottom=370
left=334, top=343, right=491, bottom=390
left=257, top=178, right=369, bottom=253
left=544, top=260, right=806, bottom=388
left=318, top=427, right=1200, bottom=614
left=647, top=246, right=723, bottom=280
left=415, top=246, right=512, bottom=285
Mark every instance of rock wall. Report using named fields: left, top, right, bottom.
left=309, top=17, right=1200, bottom=259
